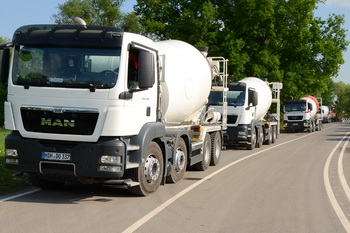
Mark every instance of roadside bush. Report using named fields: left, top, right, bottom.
left=0, top=84, right=6, bottom=127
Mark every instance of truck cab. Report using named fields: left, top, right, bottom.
left=283, top=97, right=322, bottom=132
left=0, top=23, right=227, bottom=196
left=209, top=81, right=259, bottom=149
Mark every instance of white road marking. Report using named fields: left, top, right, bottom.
left=324, top=130, right=350, bottom=232
left=339, top=136, right=350, bottom=202
left=0, top=188, right=40, bottom=203
left=122, top=129, right=329, bottom=233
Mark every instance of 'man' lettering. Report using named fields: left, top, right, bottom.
left=41, top=118, right=75, bottom=127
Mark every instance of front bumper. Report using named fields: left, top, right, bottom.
left=224, top=125, right=249, bottom=145
left=5, top=131, right=127, bottom=180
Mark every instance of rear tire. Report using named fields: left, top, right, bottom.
left=264, top=127, right=272, bottom=145
left=271, top=126, right=277, bottom=143
left=256, top=127, right=263, bottom=148
left=210, top=131, right=221, bottom=166
left=128, top=142, right=164, bottom=196
left=194, top=133, right=211, bottom=171
left=166, top=138, right=187, bottom=183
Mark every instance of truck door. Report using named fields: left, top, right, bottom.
left=123, top=47, right=158, bottom=130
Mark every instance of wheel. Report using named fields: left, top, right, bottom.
left=166, top=138, right=187, bottom=183
left=271, top=126, right=277, bottom=143
left=316, top=123, right=320, bottom=131
left=128, top=142, right=164, bottom=196
left=308, top=123, right=313, bottom=133
left=194, top=133, right=211, bottom=171
left=28, top=174, right=65, bottom=189
left=247, top=127, right=256, bottom=150
left=256, top=127, right=263, bottom=148
left=210, top=131, right=221, bottom=166
left=264, top=127, right=272, bottom=145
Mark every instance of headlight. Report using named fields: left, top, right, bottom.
left=100, top=155, right=121, bottom=164
left=238, top=131, right=247, bottom=136
left=6, top=149, right=18, bottom=157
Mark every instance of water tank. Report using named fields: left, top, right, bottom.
left=239, top=77, right=272, bottom=120
left=300, top=95, right=319, bottom=118
left=155, top=40, right=212, bottom=123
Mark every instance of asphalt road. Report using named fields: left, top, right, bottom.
left=1, top=122, right=350, bottom=233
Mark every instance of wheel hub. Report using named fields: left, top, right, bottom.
left=144, top=156, right=160, bottom=182
left=175, top=149, right=186, bottom=171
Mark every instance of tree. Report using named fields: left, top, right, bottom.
left=0, top=37, right=10, bottom=44
left=135, top=0, right=348, bottom=103
left=120, top=12, right=145, bottom=35
left=0, top=37, right=11, bottom=126
left=334, top=82, right=350, bottom=118
left=52, top=0, right=144, bottom=33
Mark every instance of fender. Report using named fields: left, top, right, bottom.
left=128, top=122, right=166, bottom=164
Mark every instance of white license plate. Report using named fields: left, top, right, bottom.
left=41, top=152, right=71, bottom=161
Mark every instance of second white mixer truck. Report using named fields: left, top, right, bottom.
left=209, top=77, right=282, bottom=150
left=0, top=22, right=228, bottom=196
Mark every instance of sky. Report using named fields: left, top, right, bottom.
left=0, top=0, right=349, bottom=84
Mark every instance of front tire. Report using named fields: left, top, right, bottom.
left=128, top=142, right=164, bottom=196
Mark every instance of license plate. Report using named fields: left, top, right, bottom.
left=293, top=123, right=299, bottom=126
left=41, top=152, right=71, bottom=161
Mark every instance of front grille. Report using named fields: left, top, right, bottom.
left=21, top=106, right=99, bottom=135
left=287, top=115, right=303, bottom=120
left=227, top=115, right=238, bottom=124
left=40, top=161, right=75, bottom=175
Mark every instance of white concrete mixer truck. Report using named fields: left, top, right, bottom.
left=0, top=23, right=228, bottom=196
left=283, top=95, right=322, bottom=132
left=209, top=77, right=282, bottom=150
left=320, top=105, right=331, bottom=123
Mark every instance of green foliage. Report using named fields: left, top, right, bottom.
left=121, top=12, right=145, bottom=34
left=334, top=82, right=350, bottom=118
left=0, top=37, right=11, bottom=44
left=135, top=0, right=349, bottom=103
left=53, top=0, right=123, bottom=26
left=0, top=37, right=9, bottom=127
left=0, top=129, right=31, bottom=196
left=52, top=0, right=144, bottom=33
left=0, top=84, right=6, bottom=127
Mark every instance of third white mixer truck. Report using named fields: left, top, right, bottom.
left=209, top=77, right=282, bottom=150
left=0, top=21, right=228, bottom=196
left=283, top=95, right=322, bottom=132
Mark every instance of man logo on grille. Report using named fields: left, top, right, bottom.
left=41, top=118, right=75, bottom=127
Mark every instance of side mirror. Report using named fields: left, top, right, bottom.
left=138, top=50, right=154, bottom=89
left=249, top=90, right=258, bottom=106
left=0, top=48, right=10, bottom=84
left=308, top=103, right=313, bottom=111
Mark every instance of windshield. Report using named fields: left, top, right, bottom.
left=284, top=102, right=306, bottom=111
left=209, top=90, right=245, bottom=106
left=13, top=45, right=120, bottom=89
